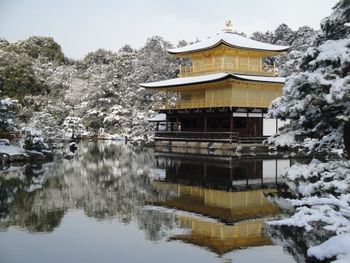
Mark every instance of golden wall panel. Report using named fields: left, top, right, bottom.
left=156, top=80, right=283, bottom=110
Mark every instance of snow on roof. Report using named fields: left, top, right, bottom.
left=148, top=113, right=166, bottom=122
left=140, top=73, right=228, bottom=88
left=234, top=74, right=285, bottom=83
left=167, top=30, right=290, bottom=54
left=140, top=72, right=285, bottom=88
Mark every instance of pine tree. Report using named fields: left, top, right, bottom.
left=268, top=0, right=350, bottom=156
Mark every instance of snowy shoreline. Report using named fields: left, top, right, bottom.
left=0, top=144, right=53, bottom=165
left=268, top=158, right=350, bottom=262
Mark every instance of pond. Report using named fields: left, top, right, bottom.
left=0, top=141, right=298, bottom=263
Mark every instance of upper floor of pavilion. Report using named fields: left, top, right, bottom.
left=167, top=21, right=289, bottom=77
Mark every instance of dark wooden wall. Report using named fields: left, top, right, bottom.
left=235, top=117, right=263, bottom=137
left=167, top=112, right=263, bottom=136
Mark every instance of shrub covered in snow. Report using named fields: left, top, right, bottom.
left=62, top=116, right=90, bottom=138
left=21, top=127, right=49, bottom=152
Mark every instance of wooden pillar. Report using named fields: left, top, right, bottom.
left=165, top=115, right=169, bottom=131
left=156, top=122, right=159, bottom=131
left=165, top=91, right=168, bottom=109
left=230, top=112, right=234, bottom=132
left=246, top=172, right=249, bottom=187
left=176, top=162, right=179, bottom=179
left=344, top=121, right=350, bottom=159
left=204, top=111, right=207, bottom=132
left=176, top=114, right=179, bottom=131
left=230, top=157, right=233, bottom=181
left=261, top=111, right=264, bottom=136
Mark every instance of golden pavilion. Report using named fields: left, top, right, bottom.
left=140, top=21, right=289, bottom=143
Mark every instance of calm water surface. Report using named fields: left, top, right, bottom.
left=0, top=141, right=297, bottom=263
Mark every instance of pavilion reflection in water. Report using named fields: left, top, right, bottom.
left=173, top=217, right=271, bottom=255
left=150, top=154, right=291, bottom=255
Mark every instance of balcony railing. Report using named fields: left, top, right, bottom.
left=154, top=131, right=268, bottom=143
left=155, top=131, right=239, bottom=143
left=179, top=63, right=276, bottom=77
left=156, top=98, right=271, bottom=110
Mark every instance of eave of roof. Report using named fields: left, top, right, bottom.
left=139, top=73, right=285, bottom=89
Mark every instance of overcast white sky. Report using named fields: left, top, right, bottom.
left=0, top=0, right=339, bottom=59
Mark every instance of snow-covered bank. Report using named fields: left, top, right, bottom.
left=308, top=234, right=350, bottom=262
left=0, top=128, right=54, bottom=164
left=0, top=145, right=26, bottom=156
left=268, top=159, right=350, bottom=262
left=0, top=144, right=53, bottom=164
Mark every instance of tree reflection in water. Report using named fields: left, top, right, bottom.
left=0, top=141, right=299, bottom=260
left=0, top=142, right=164, bottom=233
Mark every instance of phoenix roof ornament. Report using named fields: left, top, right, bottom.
left=224, top=20, right=233, bottom=32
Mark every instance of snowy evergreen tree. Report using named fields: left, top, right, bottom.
left=268, top=0, right=350, bottom=156
left=251, top=24, right=316, bottom=77
left=134, top=36, right=178, bottom=83
left=83, top=48, right=117, bottom=65
left=10, top=36, right=65, bottom=63
left=0, top=51, right=44, bottom=99
left=250, top=31, right=274, bottom=44
left=272, top=23, right=295, bottom=46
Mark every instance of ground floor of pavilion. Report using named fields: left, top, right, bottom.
left=149, top=107, right=284, bottom=143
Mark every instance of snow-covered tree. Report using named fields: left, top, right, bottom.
left=251, top=24, right=316, bottom=77
left=0, top=50, right=44, bottom=99
left=273, top=23, right=295, bottom=46
left=268, top=0, right=350, bottom=156
left=10, top=36, right=65, bottom=63
left=134, top=36, right=178, bottom=83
